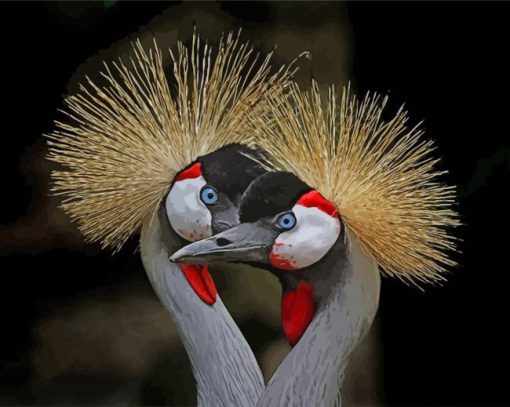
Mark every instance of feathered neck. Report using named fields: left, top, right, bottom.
left=258, top=232, right=380, bottom=407
left=140, top=209, right=264, bottom=407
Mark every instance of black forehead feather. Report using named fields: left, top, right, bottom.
left=196, top=144, right=267, bottom=200
left=239, top=172, right=312, bottom=222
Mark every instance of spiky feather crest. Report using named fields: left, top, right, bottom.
left=46, top=31, right=295, bottom=251
left=249, top=81, right=459, bottom=284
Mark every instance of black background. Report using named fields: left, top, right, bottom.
left=1, top=2, right=509, bottom=405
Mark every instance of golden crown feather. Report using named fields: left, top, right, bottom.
left=46, top=30, right=295, bottom=251
left=248, top=81, right=459, bottom=284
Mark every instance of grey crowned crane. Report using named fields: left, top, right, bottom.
left=172, top=82, right=460, bottom=406
left=46, top=32, right=295, bottom=406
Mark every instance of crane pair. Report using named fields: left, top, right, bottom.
left=47, top=31, right=458, bottom=406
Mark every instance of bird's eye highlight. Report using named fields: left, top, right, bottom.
left=276, top=212, right=297, bottom=231
left=200, top=186, right=219, bottom=206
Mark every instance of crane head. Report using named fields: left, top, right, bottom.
left=166, top=144, right=265, bottom=242
left=164, top=144, right=267, bottom=305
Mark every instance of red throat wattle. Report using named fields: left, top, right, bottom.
left=281, top=280, right=315, bottom=346
left=180, top=264, right=217, bottom=305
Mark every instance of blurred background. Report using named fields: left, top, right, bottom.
left=1, top=1, right=509, bottom=405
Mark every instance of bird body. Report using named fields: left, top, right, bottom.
left=46, top=30, right=295, bottom=406
left=258, top=232, right=380, bottom=407
left=140, top=143, right=269, bottom=406
left=172, top=82, right=459, bottom=405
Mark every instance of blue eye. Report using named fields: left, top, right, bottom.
left=200, top=186, right=219, bottom=206
left=276, top=212, right=297, bottom=231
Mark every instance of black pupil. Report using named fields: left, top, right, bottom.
left=284, top=218, right=289, bottom=224
left=207, top=192, right=214, bottom=199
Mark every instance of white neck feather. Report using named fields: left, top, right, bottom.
left=140, top=212, right=264, bottom=407
left=257, top=232, right=381, bottom=407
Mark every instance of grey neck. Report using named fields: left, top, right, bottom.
left=257, top=230, right=381, bottom=407
left=140, top=209, right=264, bottom=407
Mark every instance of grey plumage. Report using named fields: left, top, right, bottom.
left=141, top=207, right=264, bottom=407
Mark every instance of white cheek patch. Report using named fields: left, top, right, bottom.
left=270, top=205, right=341, bottom=270
left=165, top=176, right=212, bottom=242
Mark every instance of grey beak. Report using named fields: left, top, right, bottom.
left=170, top=222, right=275, bottom=265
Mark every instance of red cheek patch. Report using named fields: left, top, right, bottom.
left=270, top=243, right=299, bottom=270
left=175, top=162, right=202, bottom=182
left=180, top=264, right=217, bottom=305
left=296, top=190, right=338, bottom=218
left=281, top=280, right=315, bottom=346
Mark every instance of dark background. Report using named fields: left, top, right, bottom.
left=1, top=2, right=509, bottom=406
